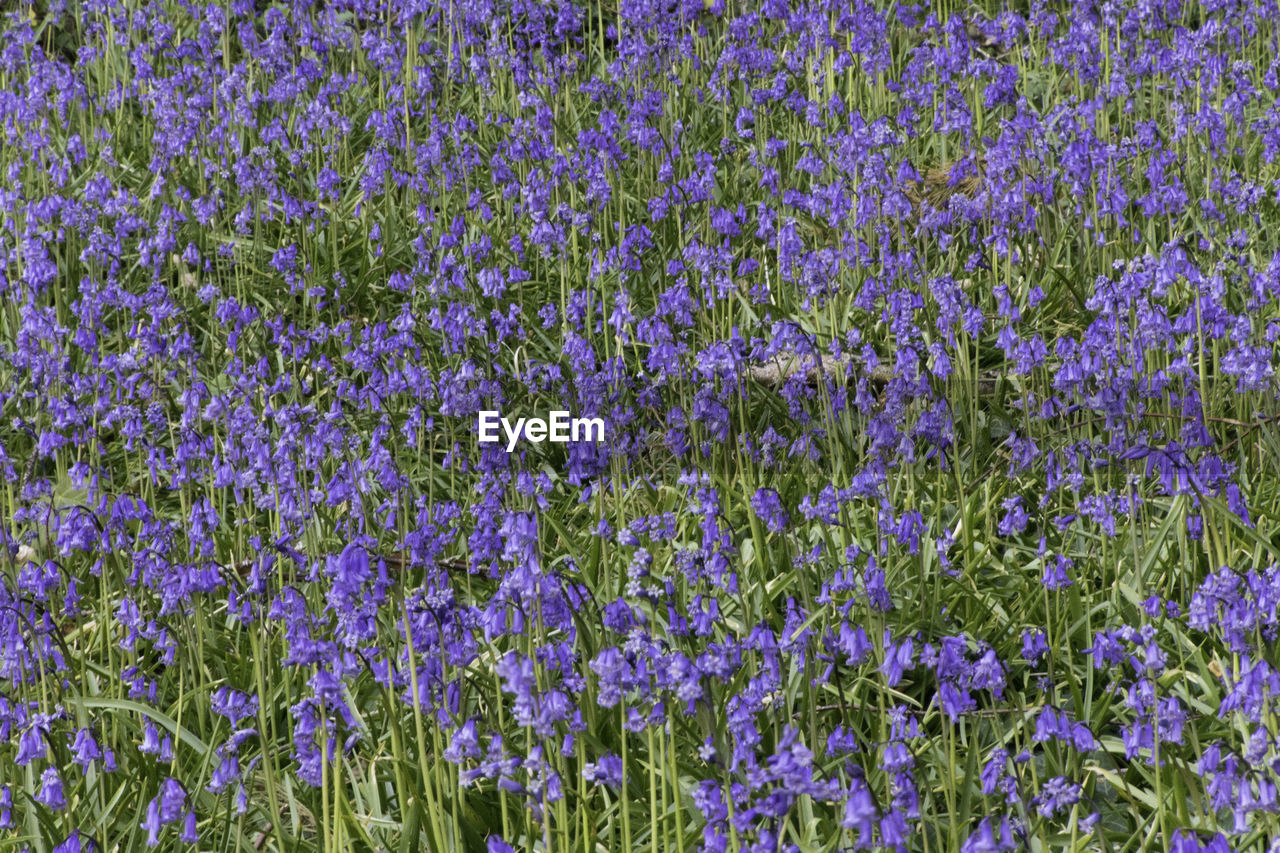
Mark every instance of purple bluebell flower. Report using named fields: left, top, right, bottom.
left=36, top=767, right=65, bottom=811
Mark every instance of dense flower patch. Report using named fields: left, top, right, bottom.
left=3, top=0, right=1280, bottom=850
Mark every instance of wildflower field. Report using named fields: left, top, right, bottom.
left=5, top=0, right=1280, bottom=850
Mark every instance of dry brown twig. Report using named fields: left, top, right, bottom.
left=747, top=353, right=894, bottom=389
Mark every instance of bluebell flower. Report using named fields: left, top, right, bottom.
left=582, top=753, right=624, bottom=788
left=1033, top=776, right=1081, bottom=818
left=960, top=816, right=1017, bottom=852
left=52, top=831, right=93, bottom=853
left=140, top=798, right=161, bottom=847
left=36, top=767, right=65, bottom=811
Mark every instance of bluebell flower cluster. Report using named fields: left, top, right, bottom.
left=2, top=0, right=1280, bottom=850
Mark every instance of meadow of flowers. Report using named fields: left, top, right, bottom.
left=3, top=0, right=1280, bottom=850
